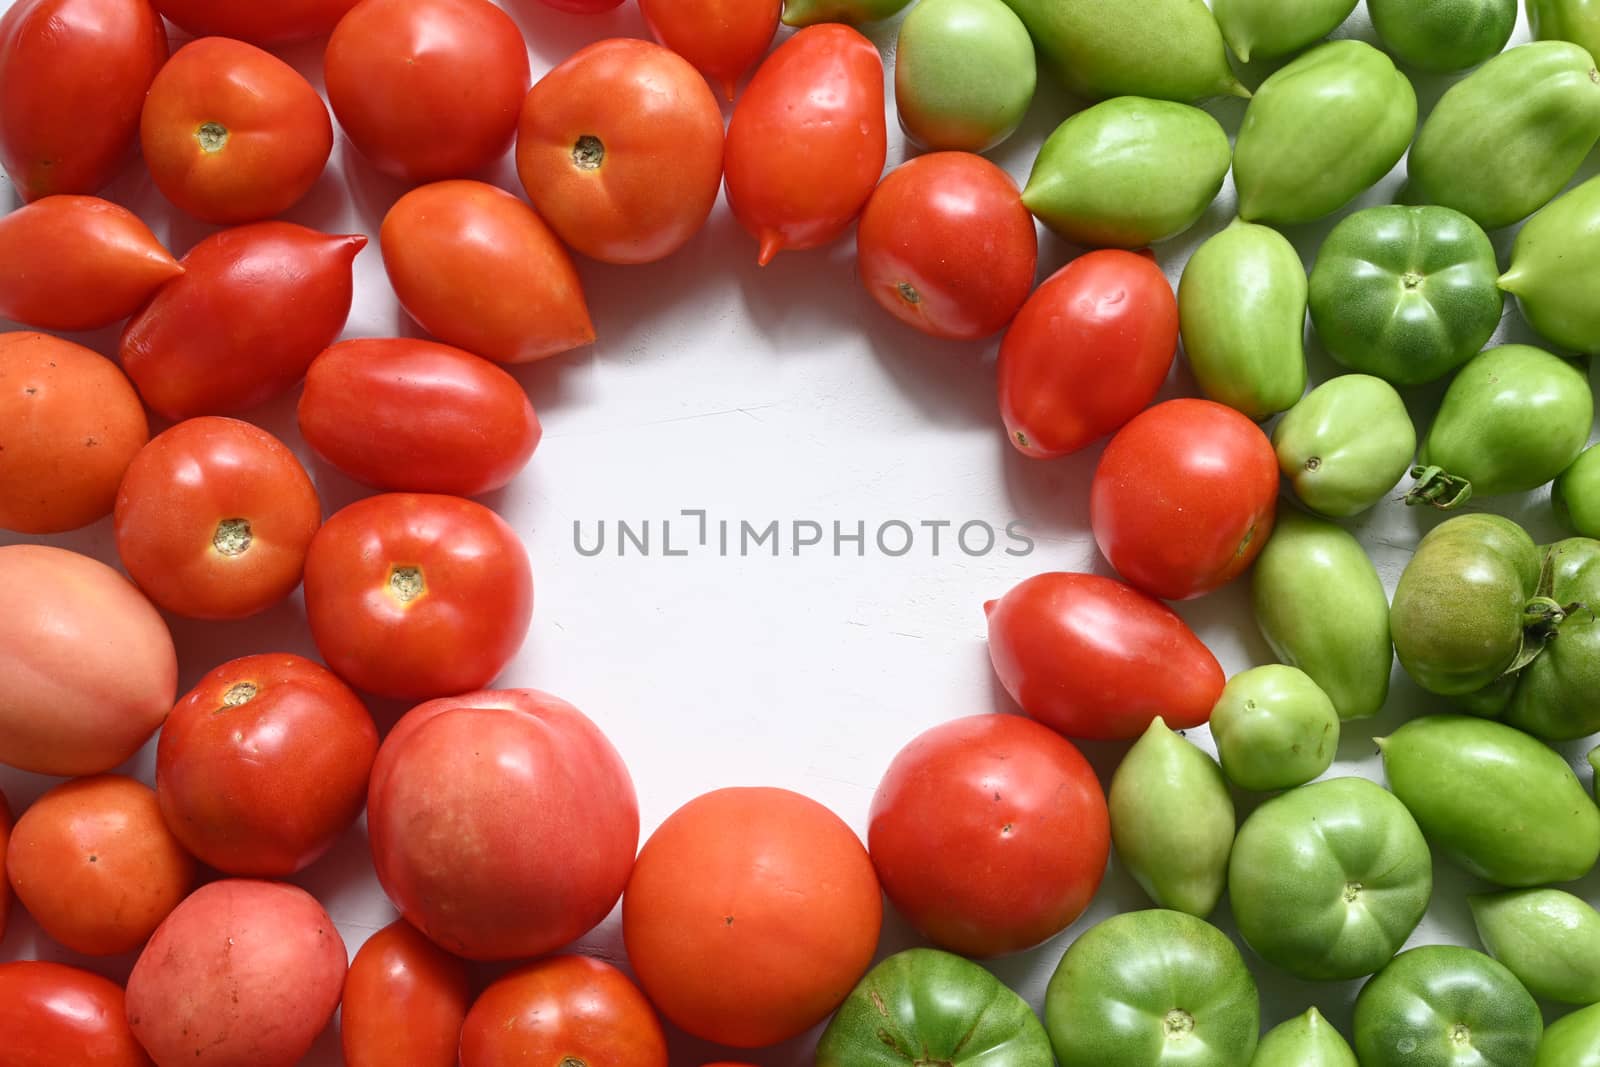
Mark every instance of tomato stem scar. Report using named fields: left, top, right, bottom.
left=572, top=135, right=604, bottom=170
left=213, top=518, right=252, bottom=556
left=389, top=565, right=426, bottom=603
left=196, top=122, right=230, bottom=153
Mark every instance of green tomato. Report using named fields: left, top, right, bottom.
left=782, top=0, right=909, bottom=25
left=1212, top=0, right=1357, bottom=63
left=1234, top=41, right=1417, bottom=226
left=1503, top=537, right=1600, bottom=740
left=1022, top=98, right=1231, bottom=249
left=1044, top=909, right=1259, bottom=1067
left=1536, top=1001, right=1600, bottom=1067
left=1252, top=509, right=1393, bottom=721
left=1410, top=42, right=1600, bottom=231
left=1368, top=0, right=1517, bottom=73
left=894, top=0, right=1037, bottom=152
left=1273, top=375, right=1417, bottom=517
left=1108, top=718, right=1235, bottom=917
left=816, top=947, right=1053, bottom=1066
left=1354, top=945, right=1542, bottom=1067
left=1252, top=1007, right=1359, bottom=1067
left=1210, top=665, right=1339, bottom=791
left=1529, top=0, right=1600, bottom=63
left=1471, top=889, right=1600, bottom=1005
left=1178, top=220, right=1308, bottom=419
left=1500, top=173, right=1600, bottom=355
left=1308, top=205, right=1503, bottom=386
left=1409, top=344, right=1594, bottom=507
left=1228, top=777, right=1432, bottom=981
left=1379, top=714, right=1600, bottom=886
left=1555, top=445, right=1600, bottom=538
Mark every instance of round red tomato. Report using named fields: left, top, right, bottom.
left=985, top=571, right=1225, bottom=739
left=298, top=338, right=541, bottom=496
left=0, top=332, right=148, bottom=535
left=1091, top=398, right=1280, bottom=600
left=342, top=919, right=472, bottom=1067
left=0, top=0, right=167, bottom=200
left=459, top=955, right=668, bottom=1067
left=120, top=222, right=366, bottom=420
left=516, top=38, right=724, bottom=265
left=857, top=152, right=1038, bottom=341
left=639, top=0, right=779, bottom=100
left=998, top=249, right=1178, bottom=458
left=381, top=180, right=594, bottom=364
left=303, top=494, right=533, bottom=700
left=6, top=775, right=195, bottom=957
left=725, top=25, right=886, bottom=264
left=0, top=196, right=181, bottom=330
left=153, top=0, right=361, bottom=43
left=140, top=38, right=333, bottom=224
left=368, top=689, right=639, bottom=960
left=114, top=417, right=322, bottom=621
left=0, top=961, right=151, bottom=1067
left=325, top=0, right=530, bottom=183
left=157, top=654, right=377, bottom=876
left=869, top=714, right=1110, bottom=958
left=622, top=786, right=882, bottom=1048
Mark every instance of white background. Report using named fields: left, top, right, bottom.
left=3, top=2, right=1600, bottom=1064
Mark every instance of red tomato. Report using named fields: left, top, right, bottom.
left=985, top=571, right=1225, bottom=740
left=325, top=0, right=530, bottom=183
left=0, top=790, right=12, bottom=940
left=5, top=775, right=195, bottom=956
left=0, top=0, right=167, bottom=200
left=381, top=180, right=594, bottom=364
left=368, top=690, right=639, bottom=960
left=623, top=787, right=882, bottom=1048
left=0, top=961, right=152, bottom=1067
left=1091, top=398, right=1279, bottom=600
left=114, top=417, right=322, bottom=620
left=998, top=249, right=1179, bottom=459
left=342, top=920, right=472, bottom=1067
left=724, top=25, right=886, bottom=264
left=869, top=714, right=1110, bottom=958
left=157, top=654, right=377, bottom=876
left=459, top=955, right=668, bottom=1067
left=303, top=493, right=534, bottom=700
left=152, top=0, right=361, bottom=43
left=120, top=222, right=365, bottom=420
left=0, top=332, right=148, bottom=535
left=298, top=338, right=541, bottom=496
left=140, top=38, right=333, bottom=224
left=639, top=0, right=780, bottom=100
left=516, top=39, right=724, bottom=265
left=0, top=197, right=181, bottom=330
left=856, top=153, right=1038, bottom=341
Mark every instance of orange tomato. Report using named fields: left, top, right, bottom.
left=342, top=920, right=472, bottom=1067
left=639, top=0, right=780, bottom=100
left=459, top=956, right=668, bottom=1067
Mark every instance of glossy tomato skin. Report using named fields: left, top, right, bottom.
left=382, top=180, right=595, bottom=364
left=0, top=0, right=167, bottom=201
left=0, top=332, right=148, bottom=535
left=153, top=0, right=361, bottom=43
left=5, top=775, right=195, bottom=956
left=985, top=572, right=1225, bottom=740
left=869, top=714, right=1110, bottom=958
left=725, top=25, right=887, bottom=264
left=121, top=222, right=366, bottom=420
left=157, top=654, right=378, bottom=876
left=115, top=417, right=322, bottom=620
left=140, top=38, right=333, bottom=224
left=325, top=0, right=530, bottom=183
left=459, top=955, right=669, bottom=1067
left=516, top=39, right=724, bottom=265
left=0, top=791, right=11, bottom=940
left=1092, top=398, right=1280, bottom=600
left=342, top=919, right=472, bottom=1067
left=623, top=787, right=883, bottom=1047
left=857, top=153, right=1038, bottom=341
left=640, top=0, right=779, bottom=100
left=0, top=961, right=152, bottom=1067
left=368, top=690, right=639, bottom=960
left=299, top=339, right=541, bottom=496
left=999, top=249, right=1179, bottom=458
left=0, top=197, right=181, bottom=330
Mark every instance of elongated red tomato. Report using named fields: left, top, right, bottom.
left=0, top=0, right=167, bottom=201
left=459, top=956, right=668, bottom=1067
left=121, top=222, right=365, bottom=419
left=153, top=0, right=360, bottom=43
left=724, top=25, right=886, bottom=264
left=0, top=197, right=180, bottom=330
left=985, top=571, right=1225, bottom=739
left=639, top=0, right=781, bottom=101
left=342, top=920, right=472, bottom=1067
left=0, top=962, right=152, bottom=1067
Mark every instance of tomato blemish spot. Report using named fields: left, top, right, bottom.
left=195, top=121, right=230, bottom=154
left=389, top=565, right=426, bottom=604
left=724, top=915, right=735, bottom=926
left=572, top=135, right=605, bottom=171
left=896, top=281, right=921, bottom=306
left=213, top=518, right=253, bottom=557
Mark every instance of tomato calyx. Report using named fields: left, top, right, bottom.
left=1405, top=464, right=1473, bottom=509
left=572, top=136, right=604, bottom=171
left=195, top=122, right=230, bottom=153
left=213, top=517, right=252, bottom=556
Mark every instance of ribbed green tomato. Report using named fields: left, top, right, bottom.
left=1354, top=946, right=1542, bottom=1067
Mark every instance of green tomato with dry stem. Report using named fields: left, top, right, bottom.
left=894, top=0, right=1037, bottom=152
left=1354, top=945, right=1543, bottom=1067
left=1273, top=375, right=1416, bottom=518
left=1210, top=665, right=1339, bottom=792
left=1212, top=0, right=1358, bottom=63
left=1470, top=889, right=1600, bottom=1005
left=1500, top=173, right=1600, bottom=354
left=1556, top=446, right=1600, bottom=538
left=1368, top=0, right=1517, bottom=73
left=1251, top=1008, right=1358, bottom=1067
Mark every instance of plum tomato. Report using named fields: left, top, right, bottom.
left=342, top=919, right=472, bottom=1067
left=638, top=0, right=780, bottom=100
left=0, top=961, right=152, bottom=1067
left=152, top=0, right=362, bottom=44
left=459, top=955, right=669, bottom=1067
